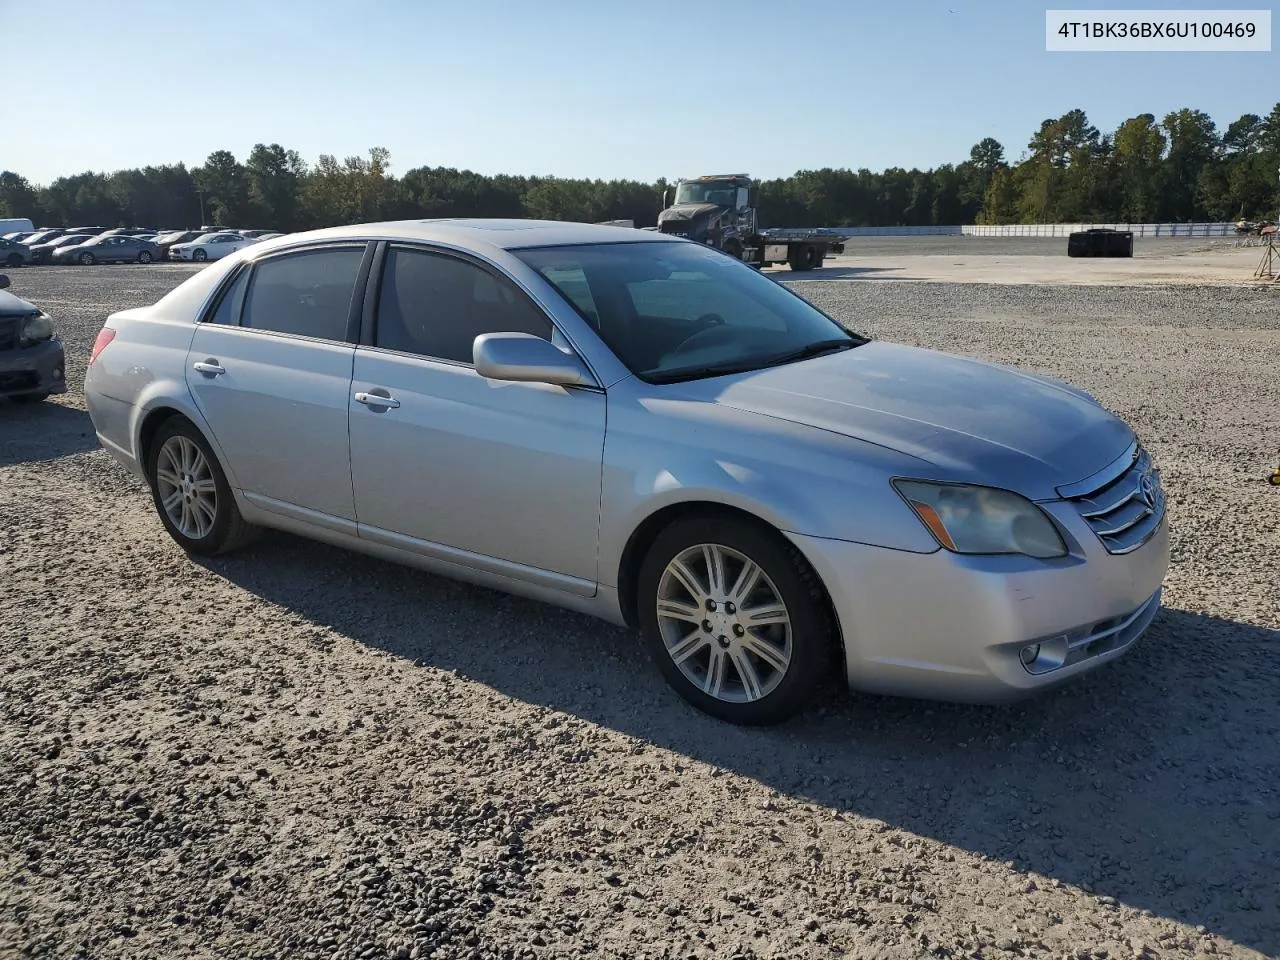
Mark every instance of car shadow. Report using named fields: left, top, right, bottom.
left=0, top=399, right=100, bottom=467
left=199, top=532, right=1279, bottom=956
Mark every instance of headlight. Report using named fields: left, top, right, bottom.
left=892, top=480, right=1067, bottom=559
left=20, top=312, right=54, bottom=346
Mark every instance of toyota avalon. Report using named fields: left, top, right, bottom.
left=82, top=220, right=1170, bottom=725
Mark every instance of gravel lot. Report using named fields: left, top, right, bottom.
left=832, top=237, right=1246, bottom=259
left=2, top=261, right=1278, bottom=960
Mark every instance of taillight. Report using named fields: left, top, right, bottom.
left=89, top=327, right=116, bottom=366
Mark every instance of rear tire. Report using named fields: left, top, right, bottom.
left=146, top=417, right=260, bottom=556
left=138, top=251, right=153, bottom=264
left=8, top=391, right=49, bottom=404
left=79, top=252, right=95, bottom=265
left=4, top=254, right=21, bottom=267
left=788, top=244, right=817, bottom=271
left=637, top=515, right=837, bottom=725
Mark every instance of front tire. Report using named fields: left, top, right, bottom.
left=192, top=249, right=208, bottom=262
left=8, top=391, right=49, bottom=404
left=637, top=515, right=836, bottom=725
left=146, top=417, right=259, bottom=556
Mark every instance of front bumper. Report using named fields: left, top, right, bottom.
left=0, top=337, right=67, bottom=397
left=787, top=502, right=1171, bottom=704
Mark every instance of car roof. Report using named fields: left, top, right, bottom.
left=250, top=218, right=676, bottom=253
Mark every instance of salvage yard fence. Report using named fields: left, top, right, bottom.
left=833, top=222, right=1241, bottom=238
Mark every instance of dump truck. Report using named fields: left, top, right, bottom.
left=656, top=174, right=848, bottom=271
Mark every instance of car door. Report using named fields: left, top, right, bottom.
left=185, top=242, right=372, bottom=531
left=114, top=238, right=138, bottom=262
left=348, top=243, right=607, bottom=593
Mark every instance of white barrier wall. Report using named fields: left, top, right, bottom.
left=829, top=222, right=1240, bottom=238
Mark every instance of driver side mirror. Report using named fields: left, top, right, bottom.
left=0, top=275, right=9, bottom=290
left=473, top=333, right=594, bottom=387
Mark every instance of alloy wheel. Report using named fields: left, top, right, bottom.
left=155, top=435, right=218, bottom=540
left=655, top=543, right=793, bottom=703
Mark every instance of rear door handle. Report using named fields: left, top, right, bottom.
left=354, top=391, right=400, bottom=409
left=193, top=360, right=225, bottom=376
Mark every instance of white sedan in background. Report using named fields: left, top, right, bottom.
left=169, top=232, right=257, bottom=263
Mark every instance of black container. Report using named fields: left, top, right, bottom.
left=1068, top=228, right=1134, bottom=258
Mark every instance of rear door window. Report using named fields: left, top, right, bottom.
left=240, top=247, right=366, bottom=342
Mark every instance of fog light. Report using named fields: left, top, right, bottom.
left=1019, top=644, right=1041, bottom=667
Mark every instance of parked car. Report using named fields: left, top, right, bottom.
left=83, top=220, right=1170, bottom=725
left=236, top=229, right=277, bottom=239
left=0, top=237, right=33, bottom=267
left=21, top=229, right=68, bottom=248
left=0, top=273, right=66, bottom=403
left=51, top=234, right=161, bottom=265
left=152, top=230, right=206, bottom=259
left=168, top=232, right=256, bottom=262
left=27, top=233, right=94, bottom=265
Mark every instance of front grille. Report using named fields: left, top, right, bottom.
left=659, top=222, right=691, bottom=236
left=0, top=317, right=18, bottom=352
left=1061, top=442, right=1166, bottom=554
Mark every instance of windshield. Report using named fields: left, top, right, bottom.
left=673, top=182, right=737, bottom=207
left=514, top=241, right=864, bottom=384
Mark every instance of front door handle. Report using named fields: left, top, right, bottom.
left=354, top=391, right=400, bottom=409
left=193, top=359, right=225, bottom=376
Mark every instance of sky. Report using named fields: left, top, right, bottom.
left=3, top=0, right=1277, bottom=186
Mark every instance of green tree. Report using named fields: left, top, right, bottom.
left=1111, top=114, right=1167, bottom=222
left=1160, top=109, right=1218, bottom=220
left=194, top=150, right=250, bottom=226
left=0, top=172, right=39, bottom=219
left=246, top=143, right=306, bottom=230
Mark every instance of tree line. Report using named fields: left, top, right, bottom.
left=1, top=104, right=1277, bottom=232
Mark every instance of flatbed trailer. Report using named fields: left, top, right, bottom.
left=749, top=227, right=849, bottom=271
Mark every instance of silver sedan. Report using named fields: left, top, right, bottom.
left=83, top=220, right=1170, bottom=725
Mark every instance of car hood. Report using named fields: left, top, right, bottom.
left=677, top=340, right=1134, bottom=501
left=0, top=288, right=40, bottom=318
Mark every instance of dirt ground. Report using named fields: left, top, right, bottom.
left=1, top=254, right=1278, bottom=960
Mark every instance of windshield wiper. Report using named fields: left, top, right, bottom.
left=755, top=338, right=860, bottom=368
left=644, top=339, right=860, bottom=384
left=644, top=359, right=773, bottom=384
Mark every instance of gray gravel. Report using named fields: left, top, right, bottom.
left=832, top=236, right=1246, bottom=258
left=2, top=264, right=1279, bottom=960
